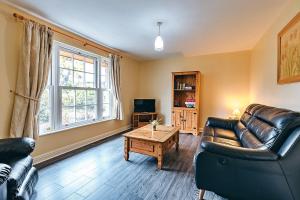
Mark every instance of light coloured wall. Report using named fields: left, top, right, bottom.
left=250, top=0, right=300, bottom=110
left=0, top=3, right=140, bottom=156
left=138, top=51, right=251, bottom=126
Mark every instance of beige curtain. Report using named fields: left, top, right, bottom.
left=110, top=55, right=124, bottom=120
left=10, top=20, right=53, bottom=139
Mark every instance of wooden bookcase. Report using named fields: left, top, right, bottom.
left=132, top=112, right=158, bottom=129
left=171, top=71, right=201, bottom=135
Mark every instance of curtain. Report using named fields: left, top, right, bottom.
left=10, top=20, right=53, bottom=139
left=110, top=55, right=124, bottom=120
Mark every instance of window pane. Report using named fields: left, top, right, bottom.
left=39, top=87, right=51, bottom=133
left=101, top=66, right=107, bottom=76
left=76, top=90, right=86, bottom=106
left=62, top=106, right=75, bottom=125
left=101, top=58, right=109, bottom=68
left=60, top=68, right=73, bottom=86
left=59, top=50, right=73, bottom=69
left=74, top=59, right=84, bottom=71
left=74, top=71, right=84, bottom=87
left=101, top=75, right=107, bottom=89
left=60, top=55, right=72, bottom=69
left=86, top=90, right=96, bottom=105
left=103, top=103, right=110, bottom=118
left=85, top=73, right=95, bottom=88
left=76, top=106, right=86, bottom=122
left=85, top=61, right=94, bottom=73
left=62, top=89, right=75, bottom=106
left=87, top=105, right=96, bottom=120
left=39, top=109, right=51, bottom=133
left=103, top=90, right=110, bottom=104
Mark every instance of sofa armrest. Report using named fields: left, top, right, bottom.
left=0, top=164, right=11, bottom=185
left=201, top=141, right=278, bottom=161
left=206, top=117, right=238, bottom=130
left=0, top=138, right=35, bottom=158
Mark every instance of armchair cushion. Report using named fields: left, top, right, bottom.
left=5, top=156, right=33, bottom=195
left=0, top=164, right=11, bottom=185
left=0, top=138, right=35, bottom=158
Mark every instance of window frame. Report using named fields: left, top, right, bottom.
left=39, top=41, right=113, bottom=135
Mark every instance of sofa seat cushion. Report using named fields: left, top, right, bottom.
left=214, top=128, right=238, bottom=140
left=3, top=156, right=33, bottom=195
left=203, top=126, right=238, bottom=140
left=202, top=136, right=241, bottom=147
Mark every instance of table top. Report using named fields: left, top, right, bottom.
left=124, top=125, right=179, bottom=143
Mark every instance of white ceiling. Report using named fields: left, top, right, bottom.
left=6, top=0, right=290, bottom=60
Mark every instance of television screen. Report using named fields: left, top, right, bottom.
left=134, top=99, right=155, bottom=112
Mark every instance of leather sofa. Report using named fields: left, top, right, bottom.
left=195, top=104, right=300, bottom=200
left=0, top=138, right=38, bottom=200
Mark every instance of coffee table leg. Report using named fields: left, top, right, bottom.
left=157, top=144, right=163, bottom=169
left=124, top=137, right=129, bottom=161
left=175, top=132, right=179, bottom=151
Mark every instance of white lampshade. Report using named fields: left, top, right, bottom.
left=155, top=35, right=164, bottom=51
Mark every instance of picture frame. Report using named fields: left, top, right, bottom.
left=277, top=12, right=300, bottom=84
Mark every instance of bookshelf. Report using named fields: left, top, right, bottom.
left=171, top=71, right=201, bottom=135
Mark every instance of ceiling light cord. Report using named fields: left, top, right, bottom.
left=157, top=22, right=162, bottom=36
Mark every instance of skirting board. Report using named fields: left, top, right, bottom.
left=33, top=125, right=131, bottom=165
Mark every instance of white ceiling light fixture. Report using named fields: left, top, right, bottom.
left=154, top=22, right=164, bottom=52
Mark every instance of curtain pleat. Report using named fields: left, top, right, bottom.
left=110, top=55, right=124, bottom=120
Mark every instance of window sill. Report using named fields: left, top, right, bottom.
left=39, top=118, right=115, bottom=137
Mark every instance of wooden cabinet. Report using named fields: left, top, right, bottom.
left=172, top=109, right=183, bottom=130
left=184, top=110, right=198, bottom=132
left=132, top=112, right=158, bottom=129
left=171, top=71, right=200, bottom=135
left=172, top=109, right=198, bottom=135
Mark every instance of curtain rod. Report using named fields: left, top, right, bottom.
left=13, top=13, right=123, bottom=58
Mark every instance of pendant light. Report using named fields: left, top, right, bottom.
left=154, top=22, right=164, bottom=51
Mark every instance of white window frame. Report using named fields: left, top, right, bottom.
left=39, top=41, right=113, bottom=135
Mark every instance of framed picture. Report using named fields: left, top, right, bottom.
left=278, top=12, right=300, bottom=84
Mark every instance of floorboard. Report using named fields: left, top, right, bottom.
left=32, top=134, right=225, bottom=200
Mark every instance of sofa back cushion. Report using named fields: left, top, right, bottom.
left=234, top=121, right=266, bottom=149
left=239, top=104, right=300, bottom=152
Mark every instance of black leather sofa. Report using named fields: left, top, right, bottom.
left=195, top=104, right=300, bottom=200
left=0, top=138, right=38, bottom=200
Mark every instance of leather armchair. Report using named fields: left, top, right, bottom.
left=0, top=138, right=38, bottom=200
left=0, top=164, right=11, bottom=200
left=195, top=104, right=300, bottom=200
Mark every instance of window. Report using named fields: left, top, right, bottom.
left=38, top=41, right=113, bottom=135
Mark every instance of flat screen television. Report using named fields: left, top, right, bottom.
left=134, top=99, right=155, bottom=113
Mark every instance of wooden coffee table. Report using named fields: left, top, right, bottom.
left=123, top=124, right=180, bottom=169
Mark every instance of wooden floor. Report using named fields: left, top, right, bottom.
left=32, top=133, right=225, bottom=200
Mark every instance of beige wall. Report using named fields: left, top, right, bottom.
left=138, top=51, right=251, bottom=126
left=250, top=0, right=300, bottom=110
left=0, top=3, right=140, bottom=156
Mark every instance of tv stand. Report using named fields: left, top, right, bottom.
left=132, top=112, right=158, bottom=129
